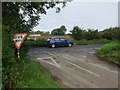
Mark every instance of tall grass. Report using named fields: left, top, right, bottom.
left=98, top=41, right=120, bottom=65
left=16, top=57, right=61, bottom=88
left=73, top=39, right=110, bottom=45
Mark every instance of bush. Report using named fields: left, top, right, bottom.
left=98, top=41, right=120, bottom=65
left=29, top=38, right=34, bottom=41
left=2, top=26, right=31, bottom=88
left=70, top=26, right=119, bottom=41
left=19, top=41, right=31, bottom=58
left=2, top=26, right=17, bottom=88
left=100, top=27, right=120, bottom=40
left=85, top=29, right=100, bottom=40
left=29, top=39, right=46, bottom=47
left=70, top=26, right=100, bottom=40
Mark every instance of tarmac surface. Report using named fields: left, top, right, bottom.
left=28, top=44, right=118, bottom=88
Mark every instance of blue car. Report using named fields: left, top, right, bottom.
left=47, top=37, right=73, bottom=48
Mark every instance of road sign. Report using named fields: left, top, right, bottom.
left=13, top=33, right=27, bottom=49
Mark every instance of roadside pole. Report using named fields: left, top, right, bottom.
left=17, top=49, right=20, bottom=59
left=13, top=33, right=27, bottom=61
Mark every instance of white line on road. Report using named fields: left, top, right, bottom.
left=34, top=52, right=39, bottom=53
left=89, top=52, right=95, bottom=54
left=82, top=56, right=87, bottom=57
left=94, top=48, right=101, bottom=50
left=66, top=60, right=100, bottom=77
left=44, top=51, right=55, bottom=56
left=37, top=57, right=61, bottom=68
left=44, top=51, right=100, bottom=77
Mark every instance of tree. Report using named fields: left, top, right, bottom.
left=2, top=2, right=67, bottom=88
left=59, top=25, right=67, bottom=35
left=85, top=29, right=100, bottom=40
left=51, top=25, right=67, bottom=35
left=100, top=27, right=120, bottom=40
left=2, top=2, right=66, bottom=34
left=70, top=26, right=84, bottom=40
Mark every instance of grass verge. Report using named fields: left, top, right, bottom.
left=98, top=41, right=120, bottom=65
left=73, top=39, right=110, bottom=45
left=15, top=57, right=61, bottom=88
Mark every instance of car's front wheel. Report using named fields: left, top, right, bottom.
left=68, top=43, right=72, bottom=47
left=51, top=44, right=56, bottom=48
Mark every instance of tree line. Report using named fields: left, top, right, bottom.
left=31, top=25, right=120, bottom=41
left=70, top=26, right=120, bottom=40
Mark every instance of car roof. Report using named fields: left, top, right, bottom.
left=51, top=37, right=59, bottom=39
left=51, top=37, right=65, bottom=39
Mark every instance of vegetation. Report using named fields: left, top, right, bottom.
left=98, top=41, right=120, bottom=65
left=2, top=1, right=120, bottom=89
left=28, top=39, right=46, bottom=47
left=73, top=39, right=110, bottom=45
left=51, top=25, right=67, bottom=36
left=99, top=27, right=120, bottom=40
left=2, top=2, right=66, bottom=88
left=70, top=26, right=120, bottom=41
left=13, top=57, right=61, bottom=88
left=70, top=26, right=120, bottom=65
left=70, top=26, right=100, bottom=40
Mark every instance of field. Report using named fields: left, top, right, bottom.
left=28, top=35, right=73, bottom=41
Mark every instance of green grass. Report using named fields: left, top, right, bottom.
left=98, top=41, right=120, bottom=65
left=16, top=57, right=61, bottom=88
left=73, top=39, right=110, bottom=45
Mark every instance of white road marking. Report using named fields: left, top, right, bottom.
left=94, top=48, right=101, bottom=50
left=37, top=57, right=61, bottom=68
left=44, top=51, right=55, bottom=56
left=34, top=52, right=38, bottom=53
left=66, top=60, right=100, bottom=77
left=90, top=48, right=93, bottom=49
left=44, top=51, right=100, bottom=77
left=82, top=56, right=87, bottom=57
left=89, top=52, right=95, bottom=54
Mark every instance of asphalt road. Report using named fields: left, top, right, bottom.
left=28, top=44, right=118, bottom=88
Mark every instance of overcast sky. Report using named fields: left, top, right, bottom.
left=33, top=0, right=118, bottom=33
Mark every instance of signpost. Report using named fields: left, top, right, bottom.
left=13, top=33, right=27, bottom=58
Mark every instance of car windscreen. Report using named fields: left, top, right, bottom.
left=53, top=38, right=60, bottom=41
left=60, top=38, right=65, bottom=41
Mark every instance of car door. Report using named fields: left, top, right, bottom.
left=54, top=38, right=61, bottom=46
left=59, top=38, right=68, bottom=46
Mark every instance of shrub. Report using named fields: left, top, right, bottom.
left=30, top=39, right=46, bottom=47
left=70, top=26, right=100, bottom=40
left=29, top=38, right=34, bottom=41
left=100, top=27, right=120, bottom=40
left=85, top=29, right=100, bottom=40
left=2, top=26, right=31, bottom=88
left=2, top=26, right=17, bottom=88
